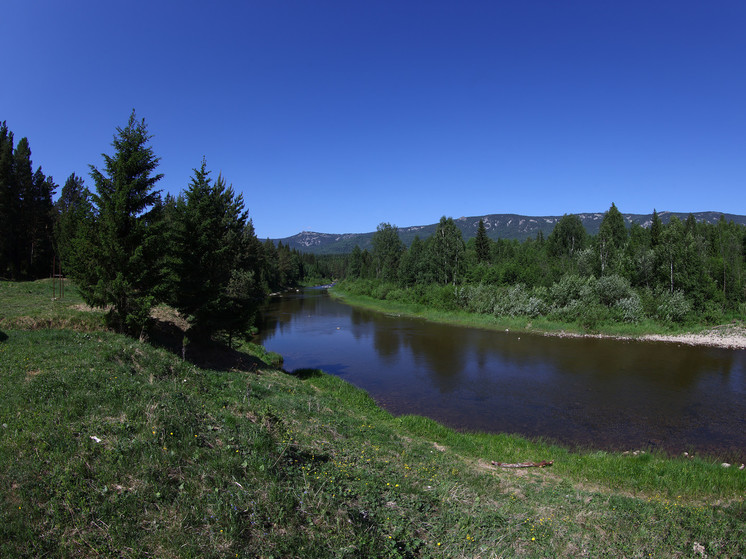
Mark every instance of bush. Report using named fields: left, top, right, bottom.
left=549, top=274, right=586, bottom=307
left=616, top=294, right=643, bottom=323
left=656, top=290, right=692, bottom=323
left=595, top=274, right=631, bottom=307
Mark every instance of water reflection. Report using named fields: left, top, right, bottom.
left=256, top=289, right=746, bottom=460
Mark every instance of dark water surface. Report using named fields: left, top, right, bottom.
left=256, top=289, right=746, bottom=460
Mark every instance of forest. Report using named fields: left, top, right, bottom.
left=334, top=208, right=746, bottom=329
left=0, top=114, right=326, bottom=339
left=3, top=112, right=745, bottom=338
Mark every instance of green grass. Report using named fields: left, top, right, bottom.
left=329, top=286, right=714, bottom=339
left=1, top=280, right=745, bottom=557
left=0, top=278, right=104, bottom=331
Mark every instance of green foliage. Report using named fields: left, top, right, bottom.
left=548, top=213, right=586, bottom=259
left=371, top=222, right=404, bottom=282
left=70, top=110, right=164, bottom=335
left=337, top=206, right=745, bottom=330
left=430, top=216, right=466, bottom=285
left=169, top=159, right=262, bottom=341
left=0, top=122, right=57, bottom=280
left=474, top=218, right=491, bottom=263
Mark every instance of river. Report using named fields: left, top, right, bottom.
left=256, top=288, right=746, bottom=460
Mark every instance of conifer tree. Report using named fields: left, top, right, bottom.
left=650, top=209, right=662, bottom=247
left=54, top=173, right=93, bottom=276
left=474, top=219, right=491, bottom=263
left=171, top=159, right=262, bottom=341
left=0, top=122, right=15, bottom=278
left=77, top=111, right=164, bottom=334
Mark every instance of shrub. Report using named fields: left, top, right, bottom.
left=595, top=274, right=631, bottom=307
left=549, top=274, right=586, bottom=308
left=616, top=294, right=643, bottom=323
left=656, top=290, right=692, bottom=323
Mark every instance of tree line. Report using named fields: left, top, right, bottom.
left=1, top=113, right=328, bottom=340
left=337, top=205, right=746, bottom=327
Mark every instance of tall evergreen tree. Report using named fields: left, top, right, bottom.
left=0, top=122, right=15, bottom=278
left=474, top=219, right=491, bottom=263
left=171, top=159, right=262, bottom=341
left=650, top=209, right=662, bottom=248
left=77, top=110, right=164, bottom=334
left=55, top=173, right=94, bottom=276
left=25, top=167, right=56, bottom=278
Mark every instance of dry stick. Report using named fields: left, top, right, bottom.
left=491, top=460, right=553, bottom=468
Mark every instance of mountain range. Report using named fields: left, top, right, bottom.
left=273, top=211, right=746, bottom=255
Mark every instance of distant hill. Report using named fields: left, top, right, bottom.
left=274, top=211, right=746, bottom=255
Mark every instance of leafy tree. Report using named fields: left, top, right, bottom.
left=598, top=202, right=627, bottom=275
left=348, top=245, right=363, bottom=278
left=371, top=222, right=404, bottom=282
left=398, top=235, right=431, bottom=286
left=548, top=214, right=586, bottom=261
left=171, top=159, right=262, bottom=341
left=657, top=216, right=685, bottom=294
left=430, top=216, right=465, bottom=285
left=474, top=219, right=491, bottom=263
left=76, top=111, right=164, bottom=334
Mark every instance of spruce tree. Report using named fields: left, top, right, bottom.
left=54, top=173, right=93, bottom=276
left=79, top=110, right=164, bottom=334
left=475, top=219, right=491, bottom=263
left=171, top=159, right=262, bottom=342
left=0, top=122, right=15, bottom=278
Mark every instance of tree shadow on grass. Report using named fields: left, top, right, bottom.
left=0, top=329, right=8, bottom=342
left=148, top=315, right=272, bottom=374
left=291, top=368, right=325, bottom=380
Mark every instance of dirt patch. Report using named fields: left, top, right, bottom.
left=25, top=369, right=43, bottom=381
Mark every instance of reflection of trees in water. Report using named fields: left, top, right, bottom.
left=258, top=290, right=746, bottom=459
left=257, top=291, right=325, bottom=338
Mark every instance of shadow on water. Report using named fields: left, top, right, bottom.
left=256, top=289, right=746, bottom=461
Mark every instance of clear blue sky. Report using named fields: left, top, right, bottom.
left=3, top=1, right=745, bottom=239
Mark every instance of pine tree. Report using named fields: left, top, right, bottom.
left=650, top=209, right=662, bottom=247
left=171, top=159, right=262, bottom=341
left=54, top=173, right=93, bottom=276
left=79, top=110, right=164, bottom=334
left=474, top=219, right=491, bottom=263
left=0, top=122, right=15, bottom=278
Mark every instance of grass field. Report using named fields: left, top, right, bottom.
left=1, top=280, right=745, bottom=557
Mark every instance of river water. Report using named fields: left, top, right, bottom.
left=256, top=289, right=746, bottom=460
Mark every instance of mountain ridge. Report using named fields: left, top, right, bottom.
left=273, top=211, right=746, bottom=254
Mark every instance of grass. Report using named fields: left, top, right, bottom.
left=1, top=280, right=745, bottom=557
left=329, top=286, right=717, bottom=339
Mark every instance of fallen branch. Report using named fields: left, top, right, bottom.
left=491, top=460, right=553, bottom=468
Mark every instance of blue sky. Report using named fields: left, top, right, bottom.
left=3, top=1, right=745, bottom=239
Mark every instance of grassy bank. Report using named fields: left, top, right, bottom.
left=329, top=283, right=721, bottom=340
left=1, top=280, right=745, bottom=557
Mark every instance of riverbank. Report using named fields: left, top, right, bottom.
left=330, top=287, right=746, bottom=350
left=2, top=279, right=746, bottom=557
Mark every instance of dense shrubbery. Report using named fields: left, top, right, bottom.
left=336, top=209, right=746, bottom=329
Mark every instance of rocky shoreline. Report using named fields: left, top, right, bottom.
left=546, top=324, right=746, bottom=350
